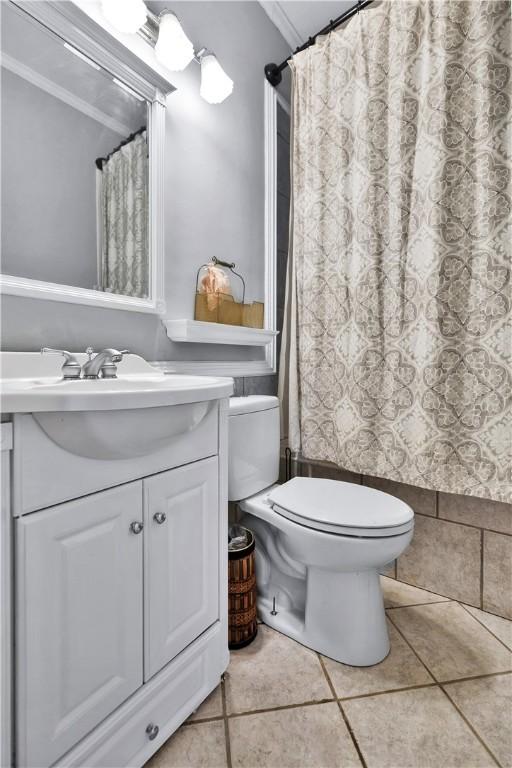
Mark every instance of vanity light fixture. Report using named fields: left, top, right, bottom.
left=100, top=0, right=148, bottom=35
left=99, top=2, right=234, bottom=103
left=198, top=49, right=234, bottom=104
left=63, top=42, right=101, bottom=70
left=154, top=11, right=194, bottom=72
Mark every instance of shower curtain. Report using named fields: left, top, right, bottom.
left=97, top=130, right=149, bottom=298
left=280, top=0, right=511, bottom=502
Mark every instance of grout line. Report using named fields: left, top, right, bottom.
left=439, top=685, right=502, bottom=767
left=458, top=602, right=512, bottom=653
left=317, top=654, right=368, bottom=768
left=338, top=682, right=438, bottom=702
left=385, top=598, right=451, bottom=610
left=422, top=512, right=512, bottom=539
left=183, top=714, right=224, bottom=726
left=480, top=529, right=485, bottom=609
left=386, top=612, right=439, bottom=682
left=336, top=701, right=368, bottom=768
left=226, top=697, right=335, bottom=719
left=316, top=653, right=338, bottom=700
left=439, top=670, right=512, bottom=686
left=381, top=574, right=454, bottom=603
left=384, top=575, right=462, bottom=605
left=221, top=676, right=233, bottom=768
left=435, top=518, right=512, bottom=537
left=201, top=670, right=512, bottom=724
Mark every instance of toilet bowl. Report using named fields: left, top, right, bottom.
left=228, top=396, right=414, bottom=666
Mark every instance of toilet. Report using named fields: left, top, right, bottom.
left=228, top=395, right=414, bottom=666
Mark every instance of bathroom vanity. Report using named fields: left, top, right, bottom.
left=0, top=352, right=232, bottom=767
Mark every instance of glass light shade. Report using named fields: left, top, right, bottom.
left=154, top=12, right=194, bottom=72
left=101, top=0, right=147, bottom=34
left=200, top=53, right=233, bottom=104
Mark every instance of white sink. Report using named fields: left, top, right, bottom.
left=0, top=352, right=233, bottom=459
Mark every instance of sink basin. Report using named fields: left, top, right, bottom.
left=33, top=402, right=212, bottom=459
left=0, top=352, right=233, bottom=459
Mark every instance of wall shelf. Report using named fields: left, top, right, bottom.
left=164, top=319, right=278, bottom=346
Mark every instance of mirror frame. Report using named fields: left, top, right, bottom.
left=0, top=0, right=174, bottom=315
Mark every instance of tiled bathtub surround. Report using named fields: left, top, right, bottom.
left=146, top=579, right=512, bottom=768
left=281, top=455, right=512, bottom=619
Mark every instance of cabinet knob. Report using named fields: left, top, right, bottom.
left=146, top=723, right=159, bottom=741
left=130, top=521, right=144, bottom=534
left=153, top=512, right=167, bottom=525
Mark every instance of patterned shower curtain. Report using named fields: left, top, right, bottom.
left=98, top=130, right=149, bottom=298
left=280, top=0, right=511, bottom=502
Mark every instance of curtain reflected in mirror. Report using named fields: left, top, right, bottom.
left=96, top=129, right=149, bottom=298
left=0, top=1, right=150, bottom=300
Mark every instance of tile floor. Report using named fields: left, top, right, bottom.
left=146, top=577, right=512, bottom=768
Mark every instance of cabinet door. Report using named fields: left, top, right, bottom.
left=16, top=482, right=143, bottom=768
left=144, top=457, right=219, bottom=680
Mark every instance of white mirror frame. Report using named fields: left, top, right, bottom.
left=0, top=0, right=173, bottom=315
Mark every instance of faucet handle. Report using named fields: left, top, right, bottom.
left=99, top=349, right=130, bottom=379
left=41, top=348, right=81, bottom=379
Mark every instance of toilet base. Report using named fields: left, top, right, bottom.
left=257, top=567, right=390, bottom=666
left=239, top=502, right=412, bottom=667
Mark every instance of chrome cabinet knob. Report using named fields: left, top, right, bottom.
left=146, top=723, right=159, bottom=741
left=153, top=512, right=167, bottom=525
left=130, top=521, right=144, bottom=534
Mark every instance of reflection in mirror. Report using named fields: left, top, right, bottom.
left=1, top=2, right=150, bottom=298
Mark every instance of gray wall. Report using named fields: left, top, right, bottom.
left=1, top=70, right=123, bottom=289
left=1, top=1, right=290, bottom=363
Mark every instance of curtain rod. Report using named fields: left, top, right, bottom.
left=95, top=126, right=147, bottom=170
left=264, top=0, right=374, bottom=86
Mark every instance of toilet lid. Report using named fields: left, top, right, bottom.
left=269, top=478, right=414, bottom=537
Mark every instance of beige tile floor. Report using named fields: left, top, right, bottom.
left=146, top=577, right=512, bottom=768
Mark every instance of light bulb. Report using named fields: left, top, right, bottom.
left=200, top=53, right=233, bottom=104
left=154, top=12, right=194, bottom=72
left=101, top=0, right=147, bottom=34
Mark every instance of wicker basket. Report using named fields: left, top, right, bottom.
left=194, top=258, right=264, bottom=328
left=228, top=527, right=257, bottom=649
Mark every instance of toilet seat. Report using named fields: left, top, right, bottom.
left=269, top=477, right=414, bottom=538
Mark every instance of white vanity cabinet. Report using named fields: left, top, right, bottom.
left=16, top=458, right=222, bottom=768
left=2, top=379, right=230, bottom=768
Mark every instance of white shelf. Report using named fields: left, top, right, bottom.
left=164, top=319, right=279, bottom=346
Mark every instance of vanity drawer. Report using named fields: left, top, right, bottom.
left=12, top=401, right=219, bottom=515
left=59, top=623, right=223, bottom=768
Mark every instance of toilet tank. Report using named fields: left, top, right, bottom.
left=228, top=396, right=280, bottom=501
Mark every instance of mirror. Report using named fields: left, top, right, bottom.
left=0, top=1, right=168, bottom=308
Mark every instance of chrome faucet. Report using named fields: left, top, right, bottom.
left=82, top=347, right=129, bottom=379
left=40, top=346, right=129, bottom=380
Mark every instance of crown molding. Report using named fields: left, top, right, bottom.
left=259, top=1, right=302, bottom=50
